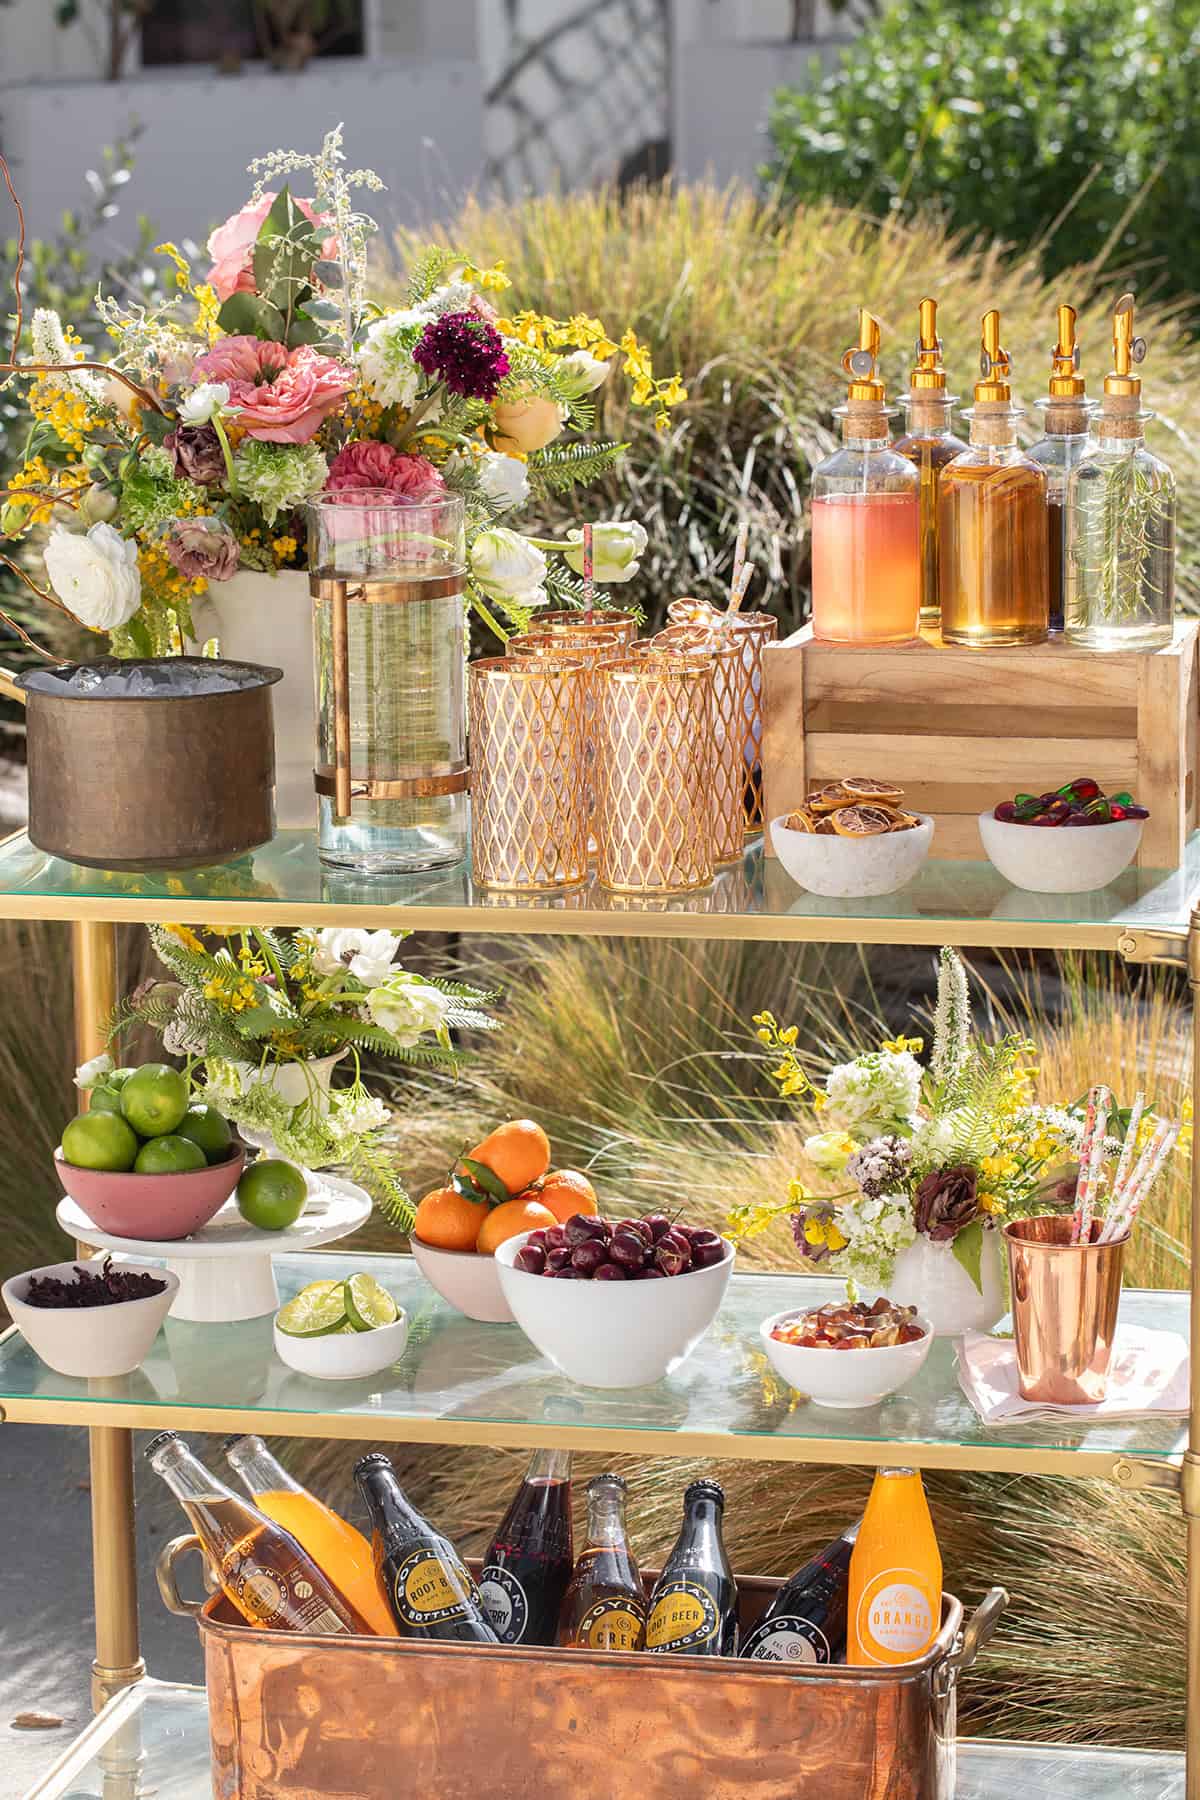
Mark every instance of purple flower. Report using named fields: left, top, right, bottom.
left=413, top=310, right=510, bottom=401
left=846, top=1133, right=913, bottom=1199
left=913, top=1165, right=979, bottom=1242
left=163, top=424, right=226, bottom=488
left=790, top=1210, right=831, bottom=1263
left=165, top=516, right=240, bottom=583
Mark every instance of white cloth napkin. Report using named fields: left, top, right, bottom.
left=956, top=1324, right=1190, bottom=1424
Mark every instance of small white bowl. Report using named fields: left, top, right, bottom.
left=759, top=1308, right=933, bottom=1409
left=770, top=813, right=934, bottom=898
left=495, top=1232, right=735, bottom=1387
left=410, top=1236, right=515, bottom=1324
left=2, top=1260, right=178, bottom=1378
left=978, top=810, right=1144, bottom=893
left=273, top=1310, right=409, bottom=1381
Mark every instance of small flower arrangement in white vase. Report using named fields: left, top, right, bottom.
left=730, top=947, right=1092, bottom=1336
left=112, top=924, right=496, bottom=1227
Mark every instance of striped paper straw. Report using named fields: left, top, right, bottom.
left=1071, top=1084, right=1112, bottom=1244
left=1100, top=1119, right=1178, bottom=1244
left=728, top=559, right=756, bottom=619
left=1110, top=1090, right=1145, bottom=1207
left=582, top=522, right=594, bottom=621
left=729, top=518, right=749, bottom=609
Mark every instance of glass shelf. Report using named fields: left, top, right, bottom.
left=0, top=1257, right=1185, bottom=1479
left=22, top=1678, right=1187, bottom=1800
left=0, top=827, right=1194, bottom=950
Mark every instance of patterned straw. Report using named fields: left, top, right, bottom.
left=582, top=522, right=595, bottom=621
left=1070, top=1084, right=1112, bottom=1245
left=1100, top=1119, right=1178, bottom=1244
left=1109, top=1091, right=1145, bottom=1208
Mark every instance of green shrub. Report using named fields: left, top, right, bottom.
left=765, top=0, right=1200, bottom=307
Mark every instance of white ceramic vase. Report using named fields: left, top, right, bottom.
left=192, top=568, right=314, bottom=830
left=889, top=1229, right=1007, bottom=1337
left=227, top=1050, right=344, bottom=1153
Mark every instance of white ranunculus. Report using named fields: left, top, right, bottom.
left=367, top=975, right=451, bottom=1048
left=557, top=349, right=611, bottom=398
left=514, top=585, right=549, bottom=610
left=562, top=519, right=648, bottom=584
left=44, top=521, right=141, bottom=631
left=310, top=927, right=399, bottom=988
left=74, top=1052, right=113, bottom=1090
left=476, top=451, right=530, bottom=513
left=469, top=527, right=548, bottom=602
left=179, top=382, right=230, bottom=425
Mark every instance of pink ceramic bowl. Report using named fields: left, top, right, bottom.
left=53, top=1145, right=246, bottom=1241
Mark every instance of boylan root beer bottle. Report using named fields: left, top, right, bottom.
left=354, top=1452, right=497, bottom=1643
left=646, top=1478, right=738, bottom=1657
left=558, top=1472, right=646, bottom=1652
left=147, top=1431, right=374, bottom=1635
left=480, top=1447, right=573, bottom=1646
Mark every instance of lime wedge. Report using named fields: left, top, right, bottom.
left=297, top=1278, right=343, bottom=1301
left=344, top=1272, right=400, bottom=1333
left=276, top=1286, right=349, bottom=1338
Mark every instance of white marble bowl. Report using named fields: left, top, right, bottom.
left=770, top=813, right=934, bottom=898
left=978, top=811, right=1143, bottom=893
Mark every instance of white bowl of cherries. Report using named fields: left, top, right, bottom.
left=494, top=1212, right=735, bottom=1389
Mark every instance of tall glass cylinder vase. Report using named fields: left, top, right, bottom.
left=307, top=492, right=468, bottom=874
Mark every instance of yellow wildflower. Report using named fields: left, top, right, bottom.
left=978, top=1193, right=1004, bottom=1215
left=825, top=1223, right=848, bottom=1251
left=883, top=1034, right=924, bottom=1055
left=164, top=924, right=204, bottom=954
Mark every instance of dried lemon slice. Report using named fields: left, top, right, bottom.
left=785, top=807, right=814, bottom=832
left=842, top=776, right=904, bottom=803
left=831, top=804, right=896, bottom=837
left=812, top=814, right=838, bottom=835
left=808, top=783, right=854, bottom=813
left=889, top=812, right=919, bottom=832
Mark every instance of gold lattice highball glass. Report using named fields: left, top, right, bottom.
left=307, top=490, right=468, bottom=875
left=594, top=656, right=715, bottom=894
left=652, top=628, right=746, bottom=867
left=468, top=654, right=589, bottom=892
left=665, top=601, right=778, bottom=832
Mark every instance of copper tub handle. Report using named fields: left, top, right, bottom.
left=156, top=1532, right=219, bottom=1617
left=0, top=669, right=25, bottom=705
left=934, top=1585, right=1008, bottom=1697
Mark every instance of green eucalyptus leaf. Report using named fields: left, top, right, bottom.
left=284, top=313, right=334, bottom=349
left=950, top=1218, right=985, bottom=1294
left=456, top=1156, right=510, bottom=1205
left=217, top=291, right=286, bottom=342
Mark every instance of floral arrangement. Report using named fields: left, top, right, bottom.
left=729, top=947, right=1094, bottom=1291
left=104, top=923, right=495, bottom=1224
left=0, top=126, right=684, bottom=655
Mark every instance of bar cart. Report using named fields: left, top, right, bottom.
left=4, top=826, right=1198, bottom=1799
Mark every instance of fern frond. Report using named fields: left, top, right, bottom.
left=406, top=245, right=461, bottom=305
left=529, top=439, right=628, bottom=494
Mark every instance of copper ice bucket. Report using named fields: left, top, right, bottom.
left=159, top=1536, right=1005, bottom=1800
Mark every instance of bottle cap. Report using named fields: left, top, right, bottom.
left=840, top=309, right=886, bottom=404
left=1047, top=303, right=1086, bottom=398
left=909, top=297, right=947, bottom=392
left=223, top=1434, right=252, bottom=1456
left=588, top=1472, right=627, bottom=1495
left=144, top=1430, right=180, bottom=1461
left=1103, top=292, right=1147, bottom=399
left=684, top=1479, right=725, bottom=1506
left=353, top=1452, right=393, bottom=1476
left=974, top=310, right=1012, bottom=404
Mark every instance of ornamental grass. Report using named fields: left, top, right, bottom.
left=398, top=183, right=1200, bottom=630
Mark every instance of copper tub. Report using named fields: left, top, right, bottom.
left=159, top=1537, right=1005, bottom=1800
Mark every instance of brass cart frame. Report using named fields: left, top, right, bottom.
left=0, top=827, right=1196, bottom=1794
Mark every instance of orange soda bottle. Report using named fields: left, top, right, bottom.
left=847, top=1467, right=942, bottom=1665
left=225, top=1434, right=396, bottom=1635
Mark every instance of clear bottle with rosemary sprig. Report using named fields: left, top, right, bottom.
left=1064, top=293, right=1175, bottom=650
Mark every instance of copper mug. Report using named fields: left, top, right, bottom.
left=1003, top=1214, right=1128, bottom=1404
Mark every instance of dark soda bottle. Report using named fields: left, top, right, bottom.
left=558, top=1473, right=646, bottom=1651
left=741, top=1523, right=859, bottom=1664
left=480, top=1448, right=573, bottom=1646
left=646, top=1479, right=738, bottom=1657
left=354, top=1452, right=497, bottom=1643
left=146, top=1431, right=374, bottom=1635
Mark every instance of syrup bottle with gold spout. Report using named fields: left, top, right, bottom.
left=892, top=299, right=968, bottom=631
left=1065, top=293, right=1175, bottom=650
left=938, top=310, right=1049, bottom=647
left=1026, top=305, right=1096, bottom=633
left=810, top=310, right=921, bottom=644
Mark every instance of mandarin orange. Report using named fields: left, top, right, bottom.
left=412, top=1185, right=492, bottom=1253
left=525, top=1168, right=599, bottom=1223
left=464, top=1119, right=551, bottom=1197
left=475, top=1196, right=557, bottom=1255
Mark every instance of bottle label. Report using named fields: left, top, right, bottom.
left=645, top=1580, right=720, bottom=1653
left=575, top=1597, right=646, bottom=1652
left=228, top=1561, right=349, bottom=1636
left=855, top=1570, right=937, bottom=1661
left=393, top=1549, right=474, bottom=1628
left=742, top=1614, right=832, bottom=1664
left=479, top=1565, right=529, bottom=1644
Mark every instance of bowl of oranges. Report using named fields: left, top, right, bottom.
left=409, top=1120, right=599, bottom=1324
left=771, top=778, right=934, bottom=898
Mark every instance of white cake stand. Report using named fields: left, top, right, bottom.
left=57, top=1171, right=372, bottom=1322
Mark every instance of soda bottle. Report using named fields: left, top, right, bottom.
left=480, top=1447, right=573, bottom=1646
left=848, top=1468, right=942, bottom=1665
left=558, top=1473, right=646, bottom=1652
left=354, top=1452, right=497, bottom=1643
left=741, top=1523, right=859, bottom=1664
left=224, top=1434, right=396, bottom=1636
left=146, top=1431, right=373, bottom=1635
left=646, top=1479, right=738, bottom=1657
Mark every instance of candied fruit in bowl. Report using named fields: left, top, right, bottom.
left=770, top=1296, right=926, bottom=1351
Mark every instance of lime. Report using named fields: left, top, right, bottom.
left=87, top=1086, right=126, bottom=1115
left=134, top=1134, right=207, bottom=1175
left=107, top=1068, right=136, bottom=1091
left=236, top=1159, right=307, bottom=1232
left=344, top=1273, right=399, bottom=1333
left=120, top=1064, right=189, bottom=1139
left=61, top=1110, right=139, bottom=1172
left=297, top=1278, right=343, bottom=1301
left=177, top=1103, right=233, bottom=1162
left=275, top=1284, right=348, bottom=1337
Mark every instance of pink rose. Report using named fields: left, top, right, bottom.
left=205, top=192, right=339, bottom=302
left=191, top=336, right=354, bottom=444
left=327, top=440, right=446, bottom=500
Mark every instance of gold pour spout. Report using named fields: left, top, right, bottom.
left=974, top=310, right=1012, bottom=403
left=841, top=309, right=886, bottom=403
left=1048, top=303, right=1085, bottom=398
left=910, top=297, right=946, bottom=391
left=1104, top=292, right=1147, bottom=397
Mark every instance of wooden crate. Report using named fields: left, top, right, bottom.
left=761, top=621, right=1200, bottom=868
